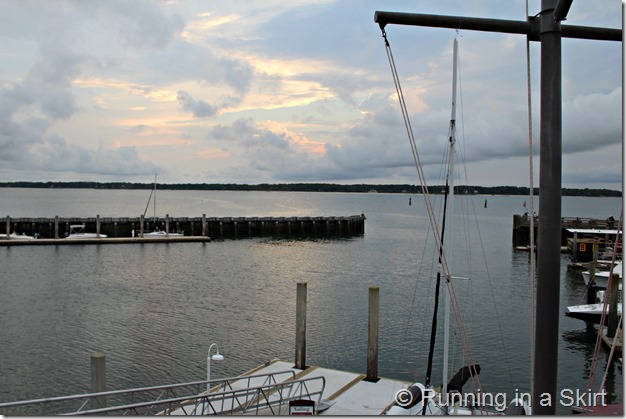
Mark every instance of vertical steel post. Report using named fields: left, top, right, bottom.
left=533, top=0, right=562, bottom=414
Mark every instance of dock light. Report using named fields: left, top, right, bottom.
left=207, top=343, right=224, bottom=391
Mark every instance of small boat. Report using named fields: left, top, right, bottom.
left=581, top=261, right=622, bottom=288
left=7, top=232, right=39, bottom=240
left=566, top=284, right=622, bottom=324
left=565, top=301, right=622, bottom=325
left=67, top=224, right=107, bottom=239
left=142, top=229, right=183, bottom=238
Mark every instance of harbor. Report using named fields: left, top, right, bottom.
left=0, top=190, right=621, bottom=416
left=0, top=0, right=621, bottom=415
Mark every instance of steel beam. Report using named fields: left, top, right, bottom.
left=374, top=11, right=621, bottom=41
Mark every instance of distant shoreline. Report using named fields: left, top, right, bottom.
left=0, top=182, right=621, bottom=197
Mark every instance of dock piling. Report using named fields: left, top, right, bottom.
left=5, top=216, right=9, bottom=238
left=295, top=282, right=307, bottom=369
left=608, top=273, right=619, bottom=338
left=90, top=352, right=107, bottom=410
left=366, top=286, right=380, bottom=382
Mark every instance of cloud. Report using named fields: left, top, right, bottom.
left=208, top=117, right=333, bottom=181
left=177, top=90, right=218, bottom=118
left=203, top=57, right=255, bottom=97
left=71, top=0, right=185, bottom=50
left=562, top=87, right=621, bottom=153
left=0, top=0, right=620, bottom=187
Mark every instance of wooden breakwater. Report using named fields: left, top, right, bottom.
left=512, top=213, right=618, bottom=247
left=2, top=214, right=366, bottom=241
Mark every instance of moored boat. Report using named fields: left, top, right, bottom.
left=582, top=261, right=622, bottom=288
left=7, top=232, right=38, bottom=240
left=142, top=229, right=184, bottom=238
left=66, top=224, right=107, bottom=239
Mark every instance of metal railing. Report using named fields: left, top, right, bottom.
left=0, top=369, right=326, bottom=416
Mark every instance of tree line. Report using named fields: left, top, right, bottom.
left=0, top=181, right=620, bottom=197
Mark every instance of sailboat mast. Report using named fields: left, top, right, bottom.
left=442, top=36, right=458, bottom=405
left=153, top=173, right=157, bottom=223
left=423, top=38, right=458, bottom=408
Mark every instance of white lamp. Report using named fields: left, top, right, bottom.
left=207, top=343, right=224, bottom=391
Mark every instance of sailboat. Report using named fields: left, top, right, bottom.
left=385, top=38, right=529, bottom=416
left=141, top=175, right=184, bottom=238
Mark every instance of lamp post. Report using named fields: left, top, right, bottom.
left=207, top=343, right=224, bottom=391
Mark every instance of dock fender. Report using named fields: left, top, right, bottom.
left=385, top=382, right=425, bottom=415
left=505, top=398, right=532, bottom=415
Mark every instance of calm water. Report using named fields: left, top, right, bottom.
left=0, top=188, right=622, bottom=414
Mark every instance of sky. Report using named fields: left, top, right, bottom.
left=0, top=0, right=622, bottom=189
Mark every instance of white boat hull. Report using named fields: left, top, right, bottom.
left=5, top=233, right=38, bottom=240
left=142, top=231, right=183, bottom=238
left=67, top=233, right=108, bottom=239
left=565, top=303, right=621, bottom=324
left=582, top=261, right=622, bottom=288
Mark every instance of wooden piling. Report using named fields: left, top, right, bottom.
left=608, top=273, right=619, bottom=338
left=140, top=215, right=144, bottom=238
left=572, top=231, right=579, bottom=261
left=165, top=214, right=170, bottom=235
left=366, top=286, right=380, bottom=382
left=90, top=352, right=107, bottom=410
left=5, top=216, right=9, bottom=238
left=295, top=282, right=307, bottom=369
left=96, top=214, right=101, bottom=237
left=54, top=216, right=59, bottom=239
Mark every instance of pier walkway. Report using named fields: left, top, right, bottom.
left=0, top=360, right=410, bottom=415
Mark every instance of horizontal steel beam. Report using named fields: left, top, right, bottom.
left=374, top=11, right=622, bottom=42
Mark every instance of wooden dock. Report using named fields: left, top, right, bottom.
left=512, top=214, right=621, bottom=262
